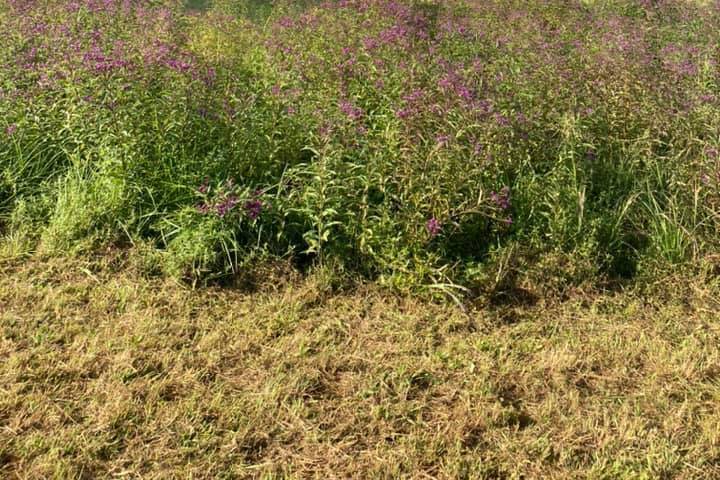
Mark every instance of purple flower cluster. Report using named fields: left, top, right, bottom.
left=395, top=89, right=425, bottom=119
left=215, top=195, right=239, bottom=217
left=490, top=186, right=511, bottom=211
left=195, top=180, right=265, bottom=221
left=426, top=217, right=442, bottom=238
left=437, top=69, right=474, bottom=103
left=3, top=1, right=211, bottom=101
left=339, top=99, right=363, bottom=121
left=378, top=24, right=409, bottom=46
left=83, top=47, right=131, bottom=73
left=493, top=113, right=510, bottom=127
left=435, top=134, right=450, bottom=146
left=244, top=199, right=263, bottom=220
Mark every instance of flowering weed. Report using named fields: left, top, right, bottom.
left=1, top=0, right=719, bottom=291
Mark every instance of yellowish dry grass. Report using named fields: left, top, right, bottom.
left=1, top=253, right=720, bottom=478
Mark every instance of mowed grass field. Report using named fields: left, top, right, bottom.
left=2, top=252, right=720, bottom=478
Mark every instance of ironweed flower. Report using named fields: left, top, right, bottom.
left=494, top=113, right=510, bottom=127
left=278, top=16, right=294, bottom=28
left=490, top=187, right=511, bottom=210
left=363, top=37, right=379, bottom=50
left=244, top=199, right=263, bottom=220
left=339, top=100, right=363, bottom=120
left=395, top=108, right=412, bottom=119
left=216, top=195, right=238, bottom=217
left=426, top=217, right=442, bottom=237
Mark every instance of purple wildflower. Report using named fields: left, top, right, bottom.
left=403, top=90, right=424, bottom=103
left=426, top=217, right=442, bottom=237
left=278, top=16, right=294, bottom=28
left=5, top=124, right=17, bottom=136
left=477, top=99, right=493, bottom=115
left=438, top=75, right=453, bottom=90
left=494, top=113, right=510, bottom=127
left=339, top=99, right=363, bottom=120
left=165, top=58, right=192, bottom=73
left=244, top=199, right=263, bottom=220
left=490, top=186, right=511, bottom=210
left=363, top=37, right=379, bottom=51
left=436, top=134, right=450, bottom=146
left=396, top=108, right=411, bottom=119
left=216, top=195, right=238, bottom=217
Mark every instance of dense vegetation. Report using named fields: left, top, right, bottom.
left=3, top=2, right=720, bottom=477
left=1, top=0, right=719, bottom=294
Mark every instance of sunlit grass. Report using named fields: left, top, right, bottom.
left=1, top=254, right=719, bottom=477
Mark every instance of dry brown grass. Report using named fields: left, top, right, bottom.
left=1, top=252, right=720, bottom=478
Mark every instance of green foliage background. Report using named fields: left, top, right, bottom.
left=1, top=0, right=719, bottom=295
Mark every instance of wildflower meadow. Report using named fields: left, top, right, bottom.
left=2, top=0, right=720, bottom=294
